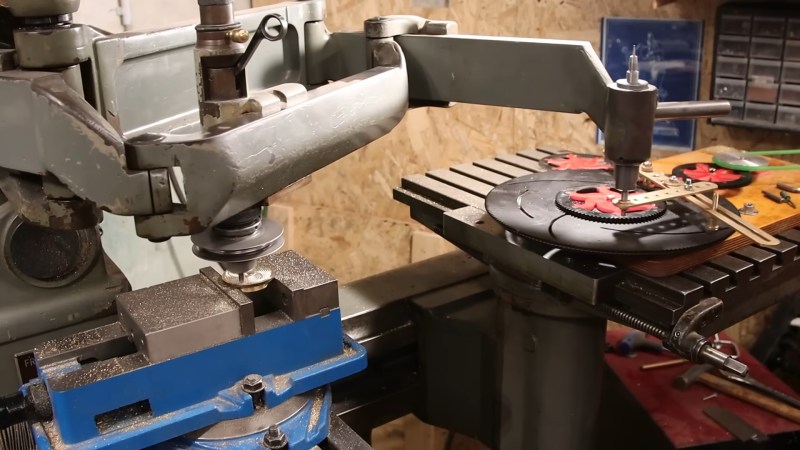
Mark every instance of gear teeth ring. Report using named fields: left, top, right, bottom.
left=554, top=187, right=667, bottom=224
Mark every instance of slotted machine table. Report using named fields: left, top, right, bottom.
left=393, top=146, right=800, bottom=448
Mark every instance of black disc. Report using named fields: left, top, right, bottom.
left=672, top=163, right=752, bottom=189
left=485, top=170, right=737, bottom=256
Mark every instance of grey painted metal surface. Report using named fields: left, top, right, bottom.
left=0, top=203, right=128, bottom=346
left=93, top=2, right=323, bottom=136
left=396, top=34, right=614, bottom=128
left=128, top=61, right=408, bottom=238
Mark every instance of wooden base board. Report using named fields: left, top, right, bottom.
left=628, top=146, right=800, bottom=277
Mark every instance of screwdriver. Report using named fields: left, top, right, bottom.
left=763, top=190, right=796, bottom=209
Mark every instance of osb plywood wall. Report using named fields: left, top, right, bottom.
left=252, top=0, right=800, bottom=446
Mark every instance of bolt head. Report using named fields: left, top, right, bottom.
left=242, top=374, right=264, bottom=393
left=263, top=425, right=288, bottom=449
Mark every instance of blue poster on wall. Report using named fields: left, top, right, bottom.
left=599, top=18, right=704, bottom=151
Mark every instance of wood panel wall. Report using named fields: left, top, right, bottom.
left=254, top=0, right=800, bottom=447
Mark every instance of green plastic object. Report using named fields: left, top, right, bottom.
left=712, top=149, right=800, bottom=171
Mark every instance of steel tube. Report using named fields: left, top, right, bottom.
left=655, top=100, right=731, bottom=121
left=494, top=270, right=606, bottom=450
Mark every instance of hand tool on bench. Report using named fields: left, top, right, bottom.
left=675, top=365, right=800, bottom=424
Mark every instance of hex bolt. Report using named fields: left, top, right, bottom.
left=739, top=202, right=759, bottom=216
left=242, top=374, right=264, bottom=394
left=640, top=161, right=653, bottom=172
left=263, top=424, right=288, bottom=449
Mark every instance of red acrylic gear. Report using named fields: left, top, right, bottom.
left=682, top=163, right=742, bottom=183
left=548, top=154, right=613, bottom=171
left=569, top=186, right=656, bottom=216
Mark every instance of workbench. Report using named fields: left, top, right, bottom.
left=603, top=328, right=800, bottom=449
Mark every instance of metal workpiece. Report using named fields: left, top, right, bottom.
left=117, top=266, right=255, bottom=362
left=252, top=250, right=339, bottom=321
left=129, top=61, right=408, bottom=239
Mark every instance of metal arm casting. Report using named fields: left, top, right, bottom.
left=0, top=3, right=728, bottom=240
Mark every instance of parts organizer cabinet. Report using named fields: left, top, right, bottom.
left=711, top=3, right=800, bottom=132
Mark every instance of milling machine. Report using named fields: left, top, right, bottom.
left=0, top=1, right=797, bottom=450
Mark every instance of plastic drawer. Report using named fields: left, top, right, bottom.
left=753, top=16, right=785, bottom=37
left=786, top=40, right=800, bottom=62
left=715, top=78, right=746, bottom=100
left=747, top=81, right=779, bottom=103
left=729, top=100, right=745, bottom=119
left=745, top=102, right=777, bottom=122
left=750, top=37, right=783, bottom=59
left=790, top=19, right=800, bottom=39
left=718, top=35, right=750, bottom=57
left=720, top=15, right=752, bottom=35
left=777, top=105, right=800, bottom=127
left=780, top=84, right=800, bottom=106
left=748, top=59, right=782, bottom=82
left=784, top=62, right=800, bottom=83
left=716, top=56, right=748, bottom=78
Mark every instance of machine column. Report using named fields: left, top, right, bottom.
left=492, top=268, right=607, bottom=450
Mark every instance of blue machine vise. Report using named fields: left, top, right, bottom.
left=23, top=251, right=366, bottom=450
